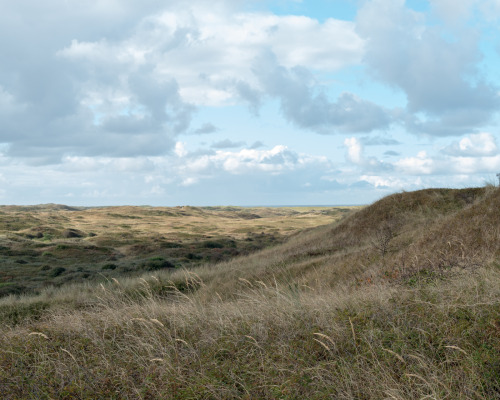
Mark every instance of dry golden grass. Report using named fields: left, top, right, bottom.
left=1, top=187, right=499, bottom=399
left=1, top=267, right=499, bottom=399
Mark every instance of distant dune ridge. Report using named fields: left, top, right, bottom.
left=1, top=187, right=499, bottom=398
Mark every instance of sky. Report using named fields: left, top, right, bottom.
left=1, top=0, right=500, bottom=206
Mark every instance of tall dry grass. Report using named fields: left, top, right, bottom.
left=1, top=267, right=499, bottom=399
left=1, top=187, right=500, bottom=398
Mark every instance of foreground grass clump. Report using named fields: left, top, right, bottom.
left=0, top=269, right=499, bottom=399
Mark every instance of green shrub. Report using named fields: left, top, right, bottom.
left=49, top=267, right=66, bottom=277
left=0, top=300, right=49, bottom=324
left=187, top=253, right=202, bottom=260
left=201, top=241, right=224, bottom=249
left=0, top=283, right=26, bottom=297
left=143, top=257, right=175, bottom=271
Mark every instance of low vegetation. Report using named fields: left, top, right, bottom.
left=1, top=188, right=499, bottom=399
left=0, top=205, right=350, bottom=297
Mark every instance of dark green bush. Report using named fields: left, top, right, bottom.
left=143, top=257, right=175, bottom=271
left=0, top=283, right=26, bottom=297
left=202, top=241, right=224, bottom=249
left=50, top=267, right=66, bottom=277
left=187, top=253, right=202, bottom=260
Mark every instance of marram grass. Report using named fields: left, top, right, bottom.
left=1, top=187, right=500, bottom=399
left=1, top=268, right=499, bottom=399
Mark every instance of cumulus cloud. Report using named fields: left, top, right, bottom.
left=340, top=133, right=498, bottom=182
left=0, top=0, right=368, bottom=163
left=393, top=136, right=500, bottom=176
left=357, top=0, right=500, bottom=136
left=441, top=133, right=498, bottom=157
left=394, top=151, right=435, bottom=175
left=344, top=137, right=391, bottom=171
left=198, top=145, right=304, bottom=175
left=344, top=137, right=363, bottom=165
left=253, top=51, right=391, bottom=134
left=359, top=175, right=405, bottom=189
left=59, top=6, right=363, bottom=107
left=442, top=132, right=498, bottom=157
left=0, top=2, right=202, bottom=163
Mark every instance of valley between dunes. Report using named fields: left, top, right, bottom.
left=1, top=187, right=500, bottom=399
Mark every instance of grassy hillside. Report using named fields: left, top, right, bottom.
left=1, top=187, right=499, bottom=399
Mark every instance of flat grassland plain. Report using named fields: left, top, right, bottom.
left=1, top=188, right=500, bottom=399
left=0, top=204, right=354, bottom=297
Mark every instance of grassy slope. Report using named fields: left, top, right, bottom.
left=1, top=188, right=500, bottom=399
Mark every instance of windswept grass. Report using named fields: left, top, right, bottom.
left=1, top=187, right=499, bottom=398
left=1, top=268, right=499, bottom=399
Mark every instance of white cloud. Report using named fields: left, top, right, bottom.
left=264, top=16, right=364, bottom=70
left=442, top=132, right=498, bottom=157
left=359, top=175, right=405, bottom=188
left=175, top=142, right=188, bottom=157
left=216, top=146, right=299, bottom=174
left=393, top=139, right=500, bottom=176
left=181, top=177, right=198, bottom=187
left=0, top=1, right=367, bottom=164
left=254, top=51, right=391, bottom=134
left=344, top=137, right=363, bottom=164
left=451, top=155, right=500, bottom=174
left=58, top=8, right=364, bottom=107
left=394, top=151, right=435, bottom=175
left=176, top=145, right=317, bottom=176
left=357, top=0, right=499, bottom=136
left=343, top=137, right=390, bottom=172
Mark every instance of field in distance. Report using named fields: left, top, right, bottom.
left=0, top=204, right=357, bottom=297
